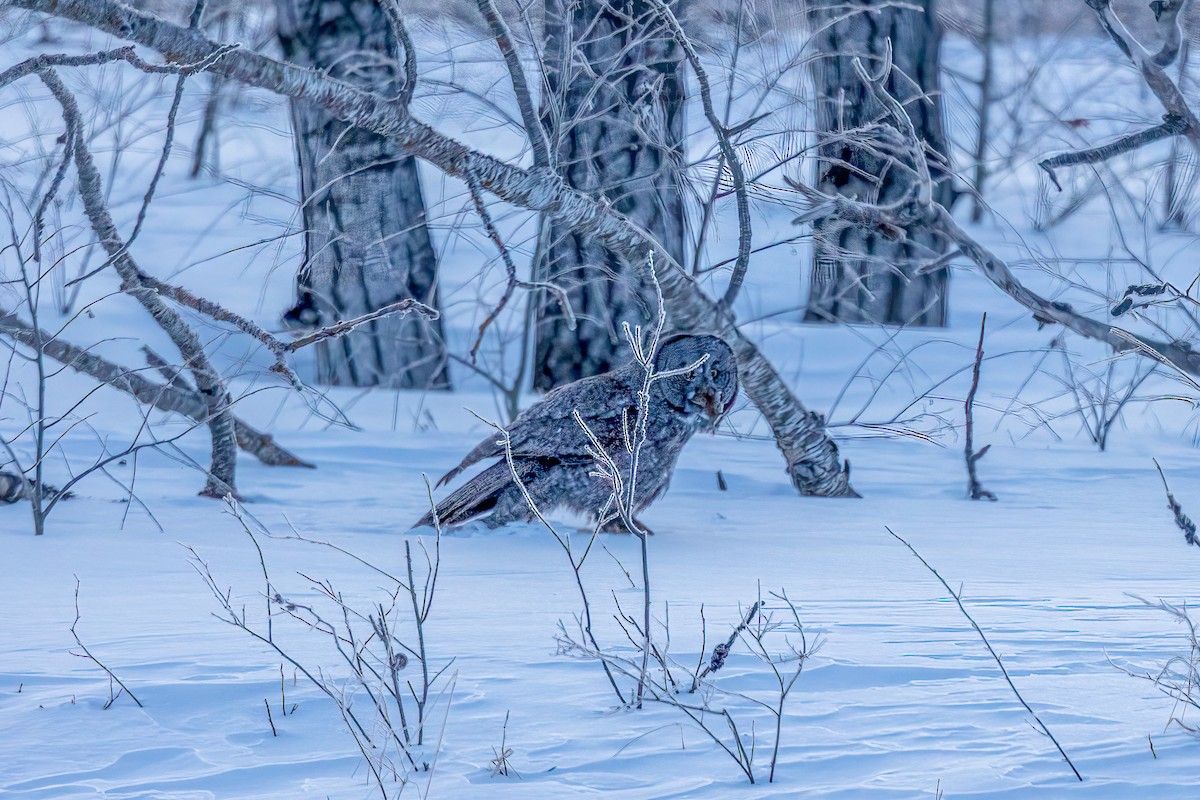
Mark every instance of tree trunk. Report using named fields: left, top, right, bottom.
left=536, top=0, right=688, bottom=390
left=276, top=0, right=449, bottom=388
left=805, top=0, right=953, bottom=326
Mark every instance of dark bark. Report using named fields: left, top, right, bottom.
left=276, top=0, right=449, bottom=389
left=805, top=0, right=953, bottom=326
left=536, top=0, right=688, bottom=390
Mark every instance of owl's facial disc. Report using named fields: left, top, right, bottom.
left=653, top=334, right=738, bottom=424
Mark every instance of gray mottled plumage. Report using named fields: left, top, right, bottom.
left=0, top=472, right=71, bottom=504
left=414, top=335, right=737, bottom=530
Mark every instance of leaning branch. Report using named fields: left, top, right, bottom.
left=794, top=53, right=1200, bottom=384
left=7, top=0, right=854, bottom=497
left=0, top=309, right=313, bottom=467
left=1039, top=113, right=1188, bottom=190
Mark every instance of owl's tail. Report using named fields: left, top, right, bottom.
left=411, top=460, right=516, bottom=529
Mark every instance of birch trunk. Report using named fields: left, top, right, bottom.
left=806, top=0, right=953, bottom=326
left=536, top=0, right=688, bottom=390
left=276, top=0, right=449, bottom=389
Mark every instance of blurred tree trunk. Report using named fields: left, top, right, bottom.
left=535, top=0, right=688, bottom=390
left=276, top=0, right=450, bottom=388
left=805, top=0, right=953, bottom=326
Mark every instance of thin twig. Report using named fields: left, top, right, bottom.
left=1153, top=459, right=1198, bottom=547
left=965, top=314, right=996, bottom=501
left=70, top=576, right=143, bottom=708
left=885, top=527, right=1082, bottom=781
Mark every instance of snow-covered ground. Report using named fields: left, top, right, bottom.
left=2, top=11, right=1200, bottom=800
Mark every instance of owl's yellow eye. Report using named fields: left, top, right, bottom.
left=710, top=366, right=720, bottom=379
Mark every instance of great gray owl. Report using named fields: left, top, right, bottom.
left=413, top=334, right=737, bottom=531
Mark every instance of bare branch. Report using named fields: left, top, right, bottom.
left=70, top=576, right=144, bottom=708
left=964, top=314, right=996, bottom=501
left=380, top=0, right=418, bottom=108
left=283, top=298, right=438, bottom=353
left=1039, top=113, right=1188, bottom=190
left=647, top=0, right=753, bottom=308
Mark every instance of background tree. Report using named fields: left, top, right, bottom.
left=277, top=0, right=450, bottom=388
left=535, top=0, right=689, bottom=390
left=805, top=0, right=954, bottom=326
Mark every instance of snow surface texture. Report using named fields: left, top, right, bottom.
left=2, top=12, right=1200, bottom=800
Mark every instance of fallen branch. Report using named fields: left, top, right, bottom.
left=0, top=309, right=313, bottom=468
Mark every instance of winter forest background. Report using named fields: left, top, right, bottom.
left=3, top=0, right=1200, bottom=796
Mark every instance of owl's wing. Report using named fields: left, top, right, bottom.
left=436, top=368, right=638, bottom=487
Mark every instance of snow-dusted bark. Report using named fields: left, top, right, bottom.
left=805, top=0, right=953, bottom=326
left=8, top=0, right=856, bottom=498
left=276, top=0, right=449, bottom=389
left=34, top=67, right=238, bottom=497
left=0, top=309, right=313, bottom=468
left=535, top=0, right=688, bottom=390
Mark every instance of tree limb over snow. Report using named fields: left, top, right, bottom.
left=0, top=309, right=315, bottom=468
left=3, top=0, right=855, bottom=497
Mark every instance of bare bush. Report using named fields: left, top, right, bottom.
left=189, top=499, right=451, bottom=796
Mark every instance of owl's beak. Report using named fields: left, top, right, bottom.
left=701, top=390, right=723, bottom=421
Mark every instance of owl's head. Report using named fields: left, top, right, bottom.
left=653, top=334, right=738, bottom=424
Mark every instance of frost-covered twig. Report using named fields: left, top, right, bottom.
left=189, top=507, right=448, bottom=793
left=485, top=411, right=627, bottom=705
left=1116, top=595, right=1200, bottom=733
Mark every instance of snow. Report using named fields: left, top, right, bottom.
left=3, top=11, right=1200, bottom=800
